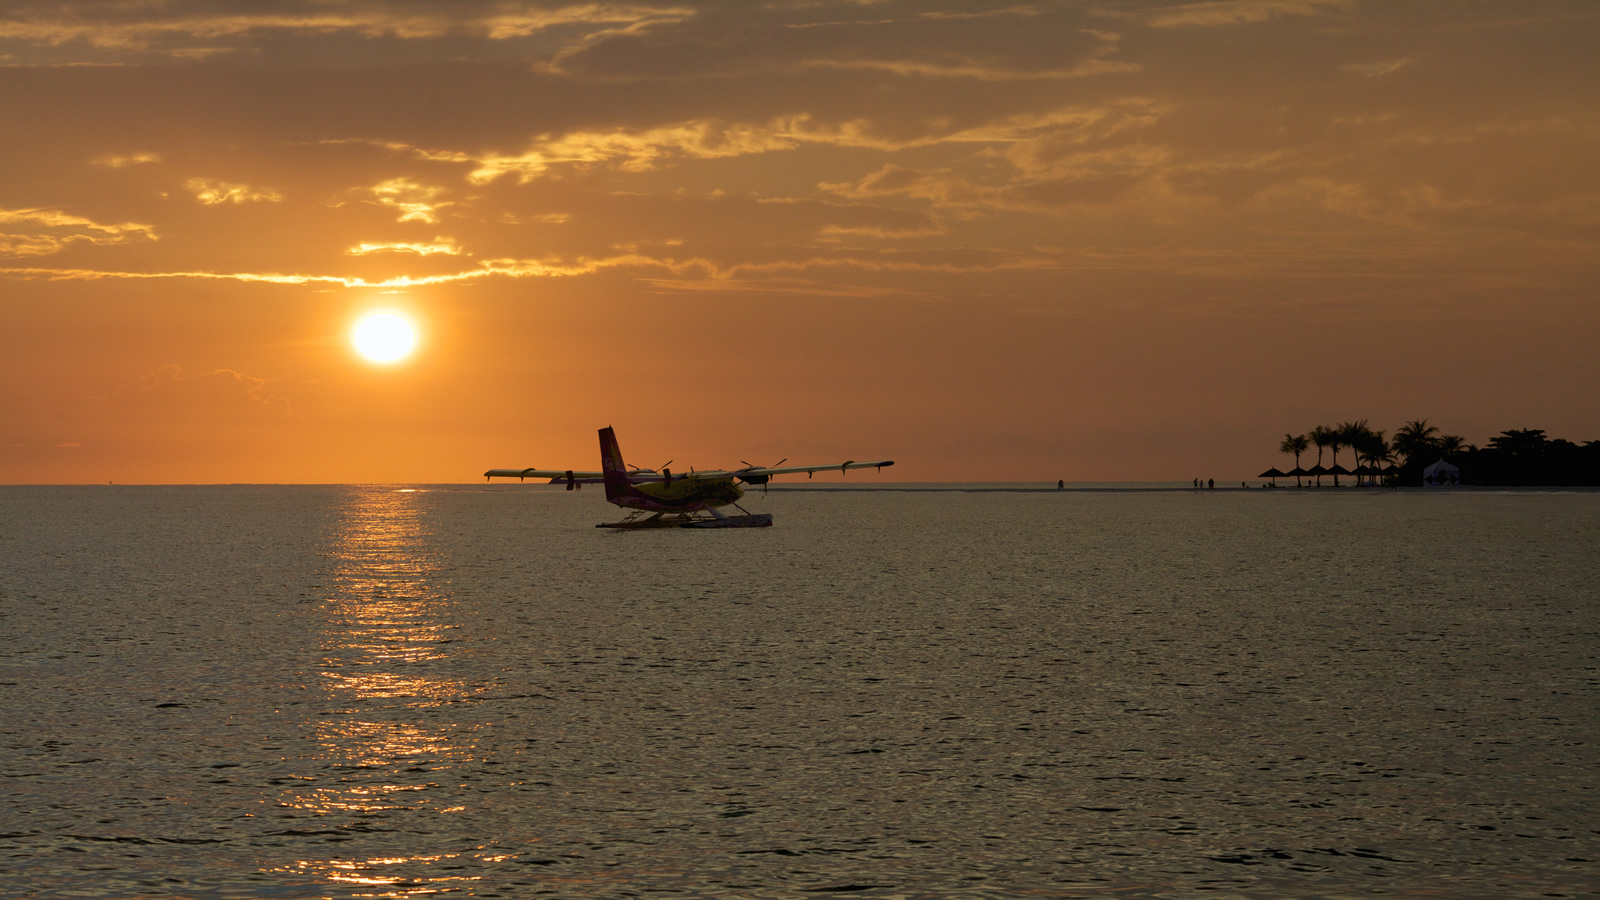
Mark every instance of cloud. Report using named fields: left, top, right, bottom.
left=5, top=439, right=85, bottom=450
left=0, top=234, right=67, bottom=257
left=753, top=197, right=946, bottom=240
left=1131, top=0, right=1355, bottom=28
left=367, top=178, right=451, bottom=223
left=347, top=239, right=462, bottom=256
left=463, top=120, right=804, bottom=183
left=0, top=265, right=438, bottom=288
left=395, top=99, right=1171, bottom=188
left=816, top=102, right=1177, bottom=214
left=915, top=7, right=1053, bottom=22
left=122, top=365, right=292, bottom=418
left=92, top=151, right=161, bottom=168
left=0, top=208, right=157, bottom=238
left=1330, top=111, right=1401, bottom=128
left=800, top=55, right=1138, bottom=82
left=533, top=4, right=1138, bottom=88
left=0, top=3, right=695, bottom=58
left=484, top=4, right=693, bottom=40
left=500, top=212, right=570, bottom=225
left=798, top=35, right=1140, bottom=82
left=821, top=165, right=986, bottom=206
left=0, top=207, right=158, bottom=257
left=817, top=221, right=947, bottom=240
left=1379, top=114, right=1599, bottom=147
left=1006, top=137, right=1175, bottom=181
left=186, top=178, right=284, bottom=205
left=0, top=241, right=1062, bottom=293
left=0, top=259, right=581, bottom=289
left=1343, top=58, right=1414, bottom=78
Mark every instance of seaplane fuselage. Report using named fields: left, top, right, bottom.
left=610, top=471, right=745, bottom=513
left=597, top=427, right=752, bottom=521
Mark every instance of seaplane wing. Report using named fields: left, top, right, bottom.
left=484, top=467, right=602, bottom=481
left=483, top=467, right=671, bottom=484
left=484, top=460, right=894, bottom=484
left=719, top=460, right=896, bottom=480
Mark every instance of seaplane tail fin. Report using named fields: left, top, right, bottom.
left=599, top=426, right=631, bottom=503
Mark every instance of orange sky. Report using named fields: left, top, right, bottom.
left=3, top=1, right=1597, bottom=483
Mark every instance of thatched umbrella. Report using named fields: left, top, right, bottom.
left=1307, top=463, right=1329, bottom=486
left=1258, top=467, right=1286, bottom=487
left=1287, top=466, right=1310, bottom=487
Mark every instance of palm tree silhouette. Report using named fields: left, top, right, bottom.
left=1355, top=429, right=1390, bottom=485
left=1393, top=419, right=1440, bottom=467
left=1309, top=425, right=1333, bottom=486
left=1329, top=423, right=1348, bottom=486
left=1280, top=433, right=1309, bottom=486
left=1333, top=420, right=1371, bottom=486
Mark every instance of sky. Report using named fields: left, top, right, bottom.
left=2, top=0, right=1597, bottom=484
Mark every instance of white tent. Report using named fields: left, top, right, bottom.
left=1422, top=458, right=1461, bottom=487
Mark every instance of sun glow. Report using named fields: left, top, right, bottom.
left=352, top=312, right=416, bottom=363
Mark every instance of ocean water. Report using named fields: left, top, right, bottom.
left=0, top=484, right=1596, bottom=899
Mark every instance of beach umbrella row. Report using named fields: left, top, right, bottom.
left=1258, top=463, right=1400, bottom=485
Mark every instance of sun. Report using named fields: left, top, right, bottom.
left=352, top=312, right=416, bottom=363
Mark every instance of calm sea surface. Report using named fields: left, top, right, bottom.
left=1, top=484, right=1596, bottom=899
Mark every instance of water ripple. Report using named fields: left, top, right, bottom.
left=0, top=485, right=1595, bottom=896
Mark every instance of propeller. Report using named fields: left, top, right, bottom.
left=741, top=458, right=787, bottom=470
left=629, top=461, right=671, bottom=482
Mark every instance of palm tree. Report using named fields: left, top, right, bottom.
left=1328, top=420, right=1373, bottom=486
left=1437, top=434, right=1467, bottom=458
left=1327, top=422, right=1348, bottom=486
left=1356, top=429, right=1391, bottom=485
left=1309, top=425, right=1333, bottom=486
left=1280, top=433, right=1309, bottom=486
left=1393, top=419, right=1440, bottom=466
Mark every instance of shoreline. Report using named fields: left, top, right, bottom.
left=5, top=483, right=1598, bottom=493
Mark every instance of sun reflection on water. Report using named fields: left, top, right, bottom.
left=269, top=487, right=493, bottom=894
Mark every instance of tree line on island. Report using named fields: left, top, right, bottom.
left=1274, top=420, right=1600, bottom=487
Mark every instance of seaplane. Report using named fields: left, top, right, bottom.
left=485, top=426, right=894, bottom=528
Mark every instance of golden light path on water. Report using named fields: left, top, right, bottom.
left=270, top=488, right=489, bottom=893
